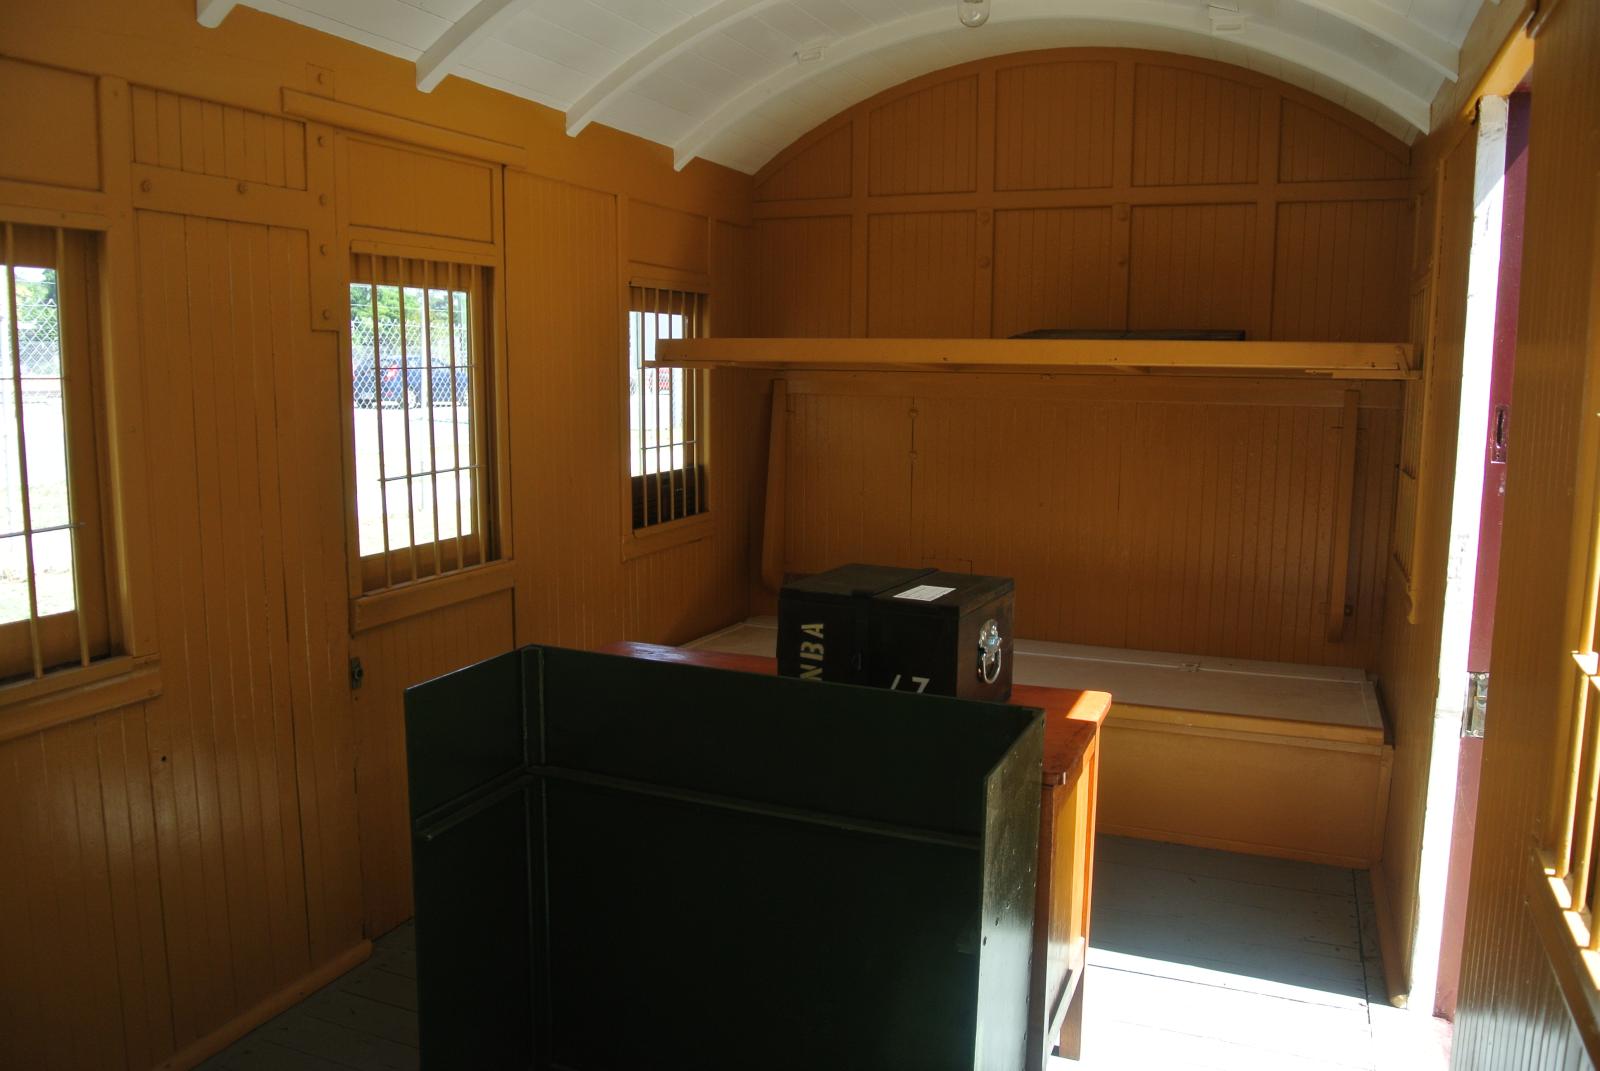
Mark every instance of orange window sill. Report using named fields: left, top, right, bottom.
left=0, top=653, right=163, bottom=745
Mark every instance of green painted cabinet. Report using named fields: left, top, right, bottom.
left=406, top=646, right=1044, bottom=1069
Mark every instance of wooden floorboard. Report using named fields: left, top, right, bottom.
left=203, top=835, right=1425, bottom=1070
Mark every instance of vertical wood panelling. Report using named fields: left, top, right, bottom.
left=993, top=62, right=1117, bottom=191
left=991, top=207, right=1117, bottom=337
left=506, top=174, right=759, bottom=653
left=910, top=395, right=1127, bottom=646
left=129, top=85, right=307, bottom=189
left=1278, top=100, right=1408, bottom=183
left=1127, top=203, right=1258, bottom=333
left=1272, top=200, right=1411, bottom=341
left=351, top=592, right=513, bottom=938
left=1131, top=63, right=1261, bottom=187
left=129, top=209, right=362, bottom=1052
left=784, top=392, right=914, bottom=571
left=754, top=123, right=852, bottom=202
left=866, top=212, right=976, bottom=337
left=881, top=388, right=1394, bottom=666
left=867, top=77, right=978, bottom=196
left=0, top=201, right=374, bottom=1070
left=1452, top=0, right=1600, bottom=1065
left=752, top=216, right=852, bottom=337
left=509, top=175, right=625, bottom=649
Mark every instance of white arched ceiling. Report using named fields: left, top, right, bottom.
left=212, top=0, right=1486, bottom=173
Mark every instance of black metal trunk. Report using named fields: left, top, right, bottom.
left=779, top=565, right=1015, bottom=702
left=775, top=563, right=933, bottom=684
left=869, top=572, right=1015, bottom=702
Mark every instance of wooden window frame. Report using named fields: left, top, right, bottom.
left=0, top=202, right=161, bottom=733
left=344, top=246, right=503, bottom=598
left=619, top=270, right=713, bottom=561
left=0, top=224, right=116, bottom=682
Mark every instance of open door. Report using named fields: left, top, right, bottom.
left=1433, top=89, right=1531, bottom=1020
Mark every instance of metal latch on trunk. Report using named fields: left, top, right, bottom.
left=1463, top=672, right=1488, bottom=738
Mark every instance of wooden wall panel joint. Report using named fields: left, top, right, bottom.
left=1253, top=95, right=1284, bottom=341
left=1111, top=60, right=1136, bottom=193
left=752, top=180, right=1410, bottom=220
left=130, top=163, right=314, bottom=227
left=1328, top=389, right=1361, bottom=642
left=281, top=88, right=526, bottom=169
left=966, top=64, right=992, bottom=337
left=1112, top=203, right=1131, bottom=331
left=305, top=63, right=335, bottom=99
left=849, top=119, right=869, bottom=339
left=96, top=73, right=162, bottom=660
left=305, top=122, right=340, bottom=332
left=760, top=379, right=788, bottom=592
left=0, top=180, right=113, bottom=224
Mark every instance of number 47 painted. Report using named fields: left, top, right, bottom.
left=890, top=674, right=930, bottom=693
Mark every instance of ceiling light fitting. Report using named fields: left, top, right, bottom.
left=957, top=0, right=990, bottom=28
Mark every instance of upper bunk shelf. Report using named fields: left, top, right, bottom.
left=650, top=338, right=1416, bottom=380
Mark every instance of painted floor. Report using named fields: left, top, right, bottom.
left=1060, top=837, right=1449, bottom=1071
left=199, top=836, right=1447, bottom=1070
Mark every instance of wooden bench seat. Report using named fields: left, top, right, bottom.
left=687, top=620, right=1392, bottom=869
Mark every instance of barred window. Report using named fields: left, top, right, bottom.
left=348, top=254, right=494, bottom=592
left=628, top=287, right=707, bottom=529
left=1541, top=186, right=1600, bottom=989
left=0, top=223, right=112, bottom=681
left=1546, top=463, right=1600, bottom=954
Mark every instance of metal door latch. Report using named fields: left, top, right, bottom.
left=350, top=656, right=365, bottom=690
left=1463, top=671, right=1488, bottom=738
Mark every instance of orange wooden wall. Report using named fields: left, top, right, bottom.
left=754, top=49, right=1410, bottom=344
left=0, top=2, right=757, bottom=1068
left=752, top=50, right=1412, bottom=670
left=1450, top=0, right=1600, bottom=1064
left=778, top=373, right=1400, bottom=667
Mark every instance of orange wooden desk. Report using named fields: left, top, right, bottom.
left=600, top=642, right=1110, bottom=1067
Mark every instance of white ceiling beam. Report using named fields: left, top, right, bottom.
left=196, top=0, right=240, bottom=29
left=565, top=0, right=791, bottom=138
left=674, top=1, right=1434, bottom=171
left=416, top=0, right=529, bottom=93
left=1291, top=0, right=1459, bottom=80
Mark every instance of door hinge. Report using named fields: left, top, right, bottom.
left=1463, top=671, right=1488, bottom=738
left=349, top=656, right=365, bottom=690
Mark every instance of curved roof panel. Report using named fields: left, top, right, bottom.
left=226, top=0, right=1482, bottom=172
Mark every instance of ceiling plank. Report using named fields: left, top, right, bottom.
left=565, top=0, right=790, bottom=138
left=195, top=0, right=239, bottom=29
left=416, top=0, right=529, bottom=94
left=1292, top=0, right=1459, bottom=80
